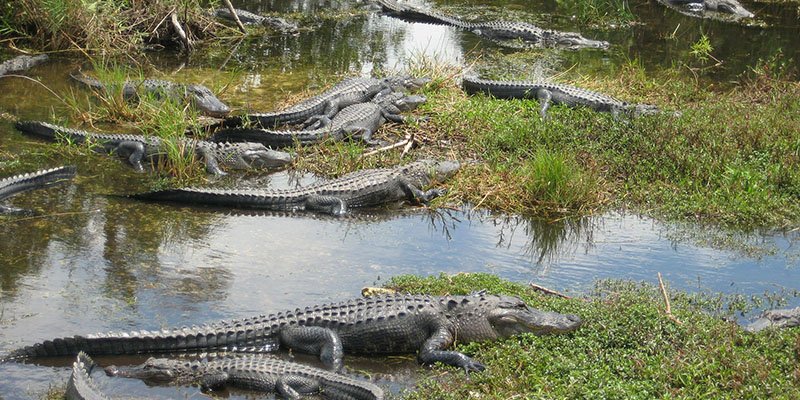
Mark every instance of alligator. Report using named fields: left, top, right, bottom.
left=105, top=354, right=384, bottom=399
left=374, top=0, right=609, bottom=50
left=216, top=75, right=430, bottom=131
left=128, top=159, right=458, bottom=215
left=462, top=76, right=675, bottom=120
left=2, top=292, right=582, bottom=374
left=66, top=352, right=109, bottom=400
left=656, top=0, right=755, bottom=18
left=213, top=92, right=427, bottom=147
left=213, top=7, right=298, bottom=31
left=70, top=69, right=231, bottom=117
left=0, top=165, right=76, bottom=216
left=0, top=54, right=48, bottom=76
left=744, top=306, right=800, bottom=332
left=15, top=121, right=292, bottom=176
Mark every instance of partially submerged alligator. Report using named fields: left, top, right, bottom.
left=744, top=306, right=800, bottom=332
left=70, top=70, right=231, bottom=117
left=0, top=54, right=48, bottom=76
left=3, top=292, right=581, bottom=373
left=374, top=0, right=609, bottom=50
left=656, top=0, right=755, bottom=18
left=214, top=91, right=427, bottom=147
left=217, top=75, right=430, bottom=130
left=214, top=7, right=298, bottom=31
left=65, top=352, right=109, bottom=400
left=0, top=166, right=76, bottom=216
left=129, top=159, right=459, bottom=215
left=15, top=121, right=292, bottom=175
left=106, top=355, right=384, bottom=399
left=462, top=76, right=675, bottom=119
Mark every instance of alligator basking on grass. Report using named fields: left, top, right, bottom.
left=106, top=355, right=384, bottom=399
left=214, top=91, right=427, bottom=147
left=0, top=165, right=76, bottom=216
left=462, top=76, right=676, bottom=120
left=214, top=7, right=298, bottom=31
left=374, top=0, right=609, bottom=50
left=216, top=75, right=430, bottom=130
left=744, top=306, right=800, bottom=332
left=0, top=54, right=48, bottom=76
left=70, top=69, right=231, bottom=117
left=15, top=121, right=292, bottom=176
left=66, top=352, right=109, bottom=400
left=129, top=159, right=458, bottom=215
left=655, top=0, right=754, bottom=18
left=2, top=292, right=581, bottom=373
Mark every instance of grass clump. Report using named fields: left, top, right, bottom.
left=384, top=273, right=800, bottom=400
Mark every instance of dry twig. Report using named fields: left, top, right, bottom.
left=222, top=0, right=247, bottom=34
left=170, top=12, right=193, bottom=52
left=658, top=272, right=684, bottom=325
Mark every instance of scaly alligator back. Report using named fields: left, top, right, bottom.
left=0, top=54, right=48, bottom=76
left=0, top=166, right=76, bottom=202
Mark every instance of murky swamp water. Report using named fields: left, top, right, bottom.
left=1, top=0, right=799, bottom=398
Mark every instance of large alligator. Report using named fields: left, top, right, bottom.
left=129, top=159, right=459, bottom=215
left=213, top=7, right=298, bottom=31
left=65, top=352, right=109, bottom=400
left=217, top=75, right=430, bottom=130
left=0, top=54, right=48, bottom=76
left=462, top=76, right=676, bottom=120
left=656, top=0, right=755, bottom=18
left=0, top=165, right=76, bottom=215
left=106, top=354, right=384, bottom=399
left=15, top=121, right=292, bottom=175
left=2, top=292, right=581, bottom=373
left=374, top=0, right=609, bottom=50
left=744, top=306, right=800, bottom=332
left=213, top=91, right=427, bottom=147
left=70, top=69, right=231, bottom=117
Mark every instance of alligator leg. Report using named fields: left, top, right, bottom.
left=534, top=88, right=553, bottom=118
left=275, top=375, right=322, bottom=399
left=279, top=326, right=345, bottom=370
left=199, top=371, right=231, bottom=390
left=303, top=195, right=348, bottom=215
left=418, top=326, right=486, bottom=373
left=114, top=141, right=148, bottom=172
left=399, top=178, right=446, bottom=204
left=195, top=146, right=227, bottom=176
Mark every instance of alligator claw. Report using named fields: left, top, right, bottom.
left=462, top=360, right=486, bottom=374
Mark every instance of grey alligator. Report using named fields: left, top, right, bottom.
left=213, top=91, right=427, bottom=147
left=744, top=307, right=800, bottom=332
left=217, top=75, right=430, bottom=130
left=374, top=0, right=608, bottom=50
left=0, top=54, right=48, bottom=76
left=462, top=76, right=674, bottom=119
left=3, top=292, right=581, bottom=373
left=15, top=121, right=292, bottom=175
left=0, top=165, right=76, bottom=215
left=656, top=0, right=755, bottom=18
left=70, top=69, right=231, bottom=117
left=214, top=7, right=298, bottom=31
left=129, top=159, right=458, bottom=215
left=106, top=355, right=384, bottom=399
left=66, top=352, right=109, bottom=400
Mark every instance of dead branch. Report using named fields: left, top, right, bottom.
left=221, top=0, right=247, bottom=34
left=658, top=272, right=683, bottom=326
left=529, top=282, right=573, bottom=299
left=362, top=136, right=412, bottom=157
left=171, top=12, right=194, bottom=52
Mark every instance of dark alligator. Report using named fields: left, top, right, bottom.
left=66, top=352, right=109, bottom=400
left=0, top=54, right=48, bottom=76
left=3, top=292, right=581, bottom=373
left=744, top=306, right=800, bottom=332
left=214, top=7, right=298, bottom=31
left=462, top=76, right=677, bottom=120
left=217, top=75, right=430, bottom=130
left=213, top=92, right=427, bottom=147
left=656, top=0, right=754, bottom=18
left=129, top=159, right=458, bottom=215
left=70, top=69, right=231, bottom=117
left=374, top=0, right=608, bottom=50
left=106, top=355, right=384, bottom=399
left=15, top=121, right=292, bottom=175
left=0, top=165, right=76, bottom=216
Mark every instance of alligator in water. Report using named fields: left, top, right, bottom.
left=0, top=165, right=76, bottom=216
left=0, top=54, right=48, bottom=76
left=744, top=306, right=800, bottom=332
left=2, top=292, right=581, bottom=373
left=128, top=159, right=458, bottom=215
left=213, top=91, right=427, bottom=147
left=213, top=7, right=298, bottom=31
left=462, top=76, right=678, bottom=120
left=66, top=352, right=110, bottom=400
left=15, top=121, right=292, bottom=175
left=374, top=0, right=609, bottom=50
left=106, top=355, right=384, bottom=399
left=216, top=75, right=430, bottom=131
left=70, top=69, right=231, bottom=117
left=655, top=0, right=754, bottom=18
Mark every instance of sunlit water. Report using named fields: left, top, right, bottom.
left=1, top=0, right=798, bottom=398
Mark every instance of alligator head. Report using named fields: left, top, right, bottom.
left=229, top=143, right=293, bottom=169
left=394, top=94, right=427, bottom=111
left=383, top=75, right=431, bottom=92
left=105, top=358, right=180, bottom=383
left=449, top=293, right=582, bottom=342
left=184, top=84, right=231, bottom=118
left=703, top=0, right=755, bottom=17
left=545, top=31, right=610, bottom=49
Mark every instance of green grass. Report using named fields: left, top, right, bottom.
left=384, top=273, right=800, bottom=400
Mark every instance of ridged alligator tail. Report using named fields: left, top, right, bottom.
left=656, top=0, right=754, bottom=18
left=374, top=0, right=609, bottom=49
left=0, top=165, right=76, bottom=216
left=3, top=292, right=582, bottom=374
left=65, top=352, right=110, bottom=400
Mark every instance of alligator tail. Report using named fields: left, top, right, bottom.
left=0, top=165, right=76, bottom=201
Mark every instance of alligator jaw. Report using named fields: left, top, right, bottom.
left=488, top=295, right=582, bottom=337
left=105, top=359, right=177, bottom=382
left=186, top=84, right=231, bottom=117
